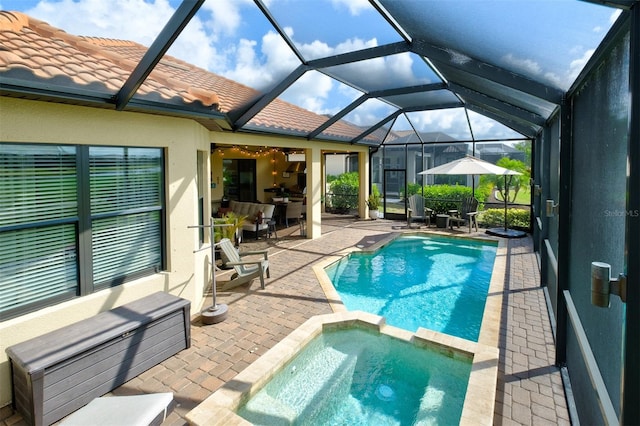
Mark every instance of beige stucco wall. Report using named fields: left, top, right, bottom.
left=0, top=97, right=212, bottom=406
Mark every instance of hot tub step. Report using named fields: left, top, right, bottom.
left=240, top=347, right=359, bottom=424
left=238, top=393, right=297, bottom=425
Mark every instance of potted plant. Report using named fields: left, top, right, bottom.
left=366, top=186, right=382, bottom=220
left=214, top=212, right=247, bottom=246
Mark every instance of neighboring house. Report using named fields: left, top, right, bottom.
left=373, top=132, right=473, bottom=188
left=0, top=11, right=369, bottom=407
left=476, top=142, right=526, bottom=164
left=325, top=153, right=358, bottom=177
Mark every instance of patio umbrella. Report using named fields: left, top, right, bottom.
left=419, top=155, right=526, bottom=238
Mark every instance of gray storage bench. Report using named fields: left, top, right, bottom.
left=5, top=292, right=191, bottom=426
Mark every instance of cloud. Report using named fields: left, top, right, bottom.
left=567, top=48, right=595, bottom=82
left=19, top=0, right=221, bottom=71
left=27, top=0, right=175, bottom=45
left=280, top=71, right=335, bottom=114
left=222, top=30, right=298, bottom=91
left=330, top=0, right=370, bottom=16
left=609, top=9, right=622, bottom=25
left=201, top=0, right=248, bottom=38
left=502, top=53, right=542, bottom=76
left=405, top=109, right=473, bottom=140
left=344, top=98, right=395, bottom=127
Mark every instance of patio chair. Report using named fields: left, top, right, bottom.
left=218, top=238, right=270, bottom=290
left=449, top=196, right=479, bottom=232
left=285, top=201, right=304, bottom=227
left=407, top=194, right=433, bottom=227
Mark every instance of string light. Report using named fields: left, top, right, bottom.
left=214, top=146, right=283, bottom=158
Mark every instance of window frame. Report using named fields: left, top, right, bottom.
left=0, top=142, right=167, bottom=320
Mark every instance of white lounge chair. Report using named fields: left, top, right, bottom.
left=218, top=238, right=270, bottom=290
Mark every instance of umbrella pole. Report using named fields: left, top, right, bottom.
left=504, top=175, right=508, bottom=231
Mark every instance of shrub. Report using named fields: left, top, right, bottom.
left=474, top=182, right=493, bottom=206
left=329, top=172, right=359, bottom=212
left=478, top=208, right=530, bottom=229
left=405, top=182, right=422, bottom=198
left=421, top=185, right=473, bottom=214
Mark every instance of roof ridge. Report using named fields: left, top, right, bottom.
left=80, top=36, right=141, bottom=48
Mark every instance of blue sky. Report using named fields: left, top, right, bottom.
left=0, top=0, right=621, bottom=140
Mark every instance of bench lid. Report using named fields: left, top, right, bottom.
left=6, top=292, right=189, bottom=373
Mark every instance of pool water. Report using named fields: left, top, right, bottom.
left=237, top=327, right=472, bottom=425
left=325, top=235, right=497, bottom=341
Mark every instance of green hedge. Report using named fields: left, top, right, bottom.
left=478, top=208, right=530, bottom=228
left=420, top=185, right=473, bottom=214
left=328, top=172, right=359, bottom=211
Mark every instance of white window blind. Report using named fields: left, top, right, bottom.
left=89, top=147, right=163, bottom=287
left=0, top=144, right=78, bottom=315
left=0, top=144, right=165, bottom=318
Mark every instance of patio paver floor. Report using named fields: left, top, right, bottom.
left=0, top=215, right=569, bottom=426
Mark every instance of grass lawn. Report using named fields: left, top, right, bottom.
left=494, top=186, right=531, bottom=204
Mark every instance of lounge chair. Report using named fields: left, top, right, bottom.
left=407, top=194, right=433, bottom=227
left=449, top=196, right=479, bottom=232
left=218, top=238, right=270, bottom=290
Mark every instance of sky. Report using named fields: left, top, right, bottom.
left=0, top=0, right=622, bottom=141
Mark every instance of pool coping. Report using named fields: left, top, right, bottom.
left=186, top=311, right=500, bottom=426
left=186, top=232, right=506, bottom=426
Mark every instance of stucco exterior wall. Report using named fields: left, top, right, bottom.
left=0, top=97, right=211, bottom=406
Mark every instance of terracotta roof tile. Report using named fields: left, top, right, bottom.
left=0, top=10, right=28, bottom=31
left=0, top=11, right=372, bottom=142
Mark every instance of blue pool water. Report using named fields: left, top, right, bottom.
left=238, top=327, right=471, bottom=425
left=325, top=235, right=497, bottom=341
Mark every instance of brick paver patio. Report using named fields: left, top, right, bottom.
left=0, top=215, right=569, bottom=426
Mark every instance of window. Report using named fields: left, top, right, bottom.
left=196, top=150, right=207, bottom=244
left=0, top=143, right=165, bottom=319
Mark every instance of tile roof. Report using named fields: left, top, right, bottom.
left=0, top=11, right=368, bottom=142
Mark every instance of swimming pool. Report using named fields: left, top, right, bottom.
left=324, top=234, right=498, bottom=341
left=186, top=312, right=500, bottom=426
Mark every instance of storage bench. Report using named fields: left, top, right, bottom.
left=5, top=292, right=191, bottom=426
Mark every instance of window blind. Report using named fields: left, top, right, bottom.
left=89, top=147, right=163, bottom=287
left=92, top=212, right=162, bottom=286
left=0, top=144, right=78, bottom=315
left=0, top=144, right=77, bottom=226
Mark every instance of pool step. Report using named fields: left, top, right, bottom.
left=239, top=346, right=359, bottom=424
left=237, top=394, right=297, bottom=425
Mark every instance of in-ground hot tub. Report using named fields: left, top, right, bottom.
left=186, top=311, right=499, bottom=425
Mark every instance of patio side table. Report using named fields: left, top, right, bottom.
left=436, top=214, right=450, bottom=228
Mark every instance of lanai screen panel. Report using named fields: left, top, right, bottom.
left=379, top=0, right=618, bottom=91
left=322, top=53, right=441, bottom=92
left=566, top=30, right=629, bottom=424
left=432, top=63, right=559, bottom=120
left=381, top=90, right=461, bottom=110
